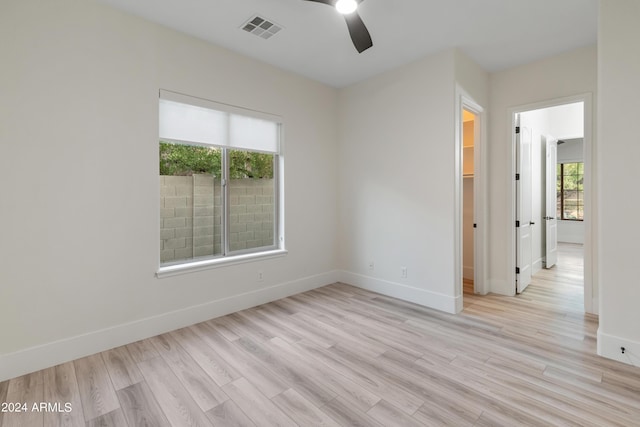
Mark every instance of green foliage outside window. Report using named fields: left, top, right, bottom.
left=556, top=162, right=584, bottom=220
left=160, top=141, right=273, bottom=179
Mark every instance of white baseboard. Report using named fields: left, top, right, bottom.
left=597, top=328, right=640, bottom=368
left=0, top=271, right=340, bottom=383
left=339, top=271, right=460, bottom=314
left=486, top=278, right=514, bottom=296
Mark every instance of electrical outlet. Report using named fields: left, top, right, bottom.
left=257, top=270, right=264, bottom=282
left=401, top=266, right=407, bottom=278
left=368, top=261, right=375, bottom=271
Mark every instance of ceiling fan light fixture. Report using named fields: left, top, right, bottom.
left=335, top=0, right=357, bottom=15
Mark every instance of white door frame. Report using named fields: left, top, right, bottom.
left=545, top=136, right=559, bottom=269
left=507, top=93, right=596, bottom=313
left=455, top=86, right=487, bottom=312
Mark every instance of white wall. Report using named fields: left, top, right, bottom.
left=557, top=221, right=585, bottom=245
left=336, top=49, right=488, bottom=314
left=488, top=46, right=597, bottom=299
left=545, top=103, right=585, bottom=140
left=0, top=0, right=339, bottom=381
left=337, top=50, right=459, bottom=313
left=558, top=138, right=584, bottom=162
left=454, top=50, right=490, bottom=108
left=456, top=50, right=489, bottom=292
left=597, top=0, right=640, bottom=367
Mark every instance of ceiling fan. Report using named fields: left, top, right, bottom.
left=303, top=0, right=373, bottom=53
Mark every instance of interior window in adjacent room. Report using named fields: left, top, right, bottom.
left=557, top=162, right=584, bottom=221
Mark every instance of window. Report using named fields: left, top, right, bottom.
left=158, top=91, right=283, bottom=274
left=557, top=162, right=583, bottom=221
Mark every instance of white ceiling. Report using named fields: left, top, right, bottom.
left=96, top=0, right=598, bottom=88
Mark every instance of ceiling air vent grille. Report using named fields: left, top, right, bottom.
left=241, top=15, right=282, bottom=40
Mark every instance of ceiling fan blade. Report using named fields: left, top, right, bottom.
left=302, top=0, right=372, bottom=53
left=344, top=11, right=373, bottom=53
left=301, top=0, right=366, bottom=4
left=302, top=0, right=335, bottom=5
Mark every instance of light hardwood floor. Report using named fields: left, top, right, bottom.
left=2, top=244, right=639, bottom=426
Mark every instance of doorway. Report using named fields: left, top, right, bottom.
left=512, top=96, right=593, bottom=312
left=462, top=109, right=476, bottom=298
left=456, top=92, right=486, bottom=312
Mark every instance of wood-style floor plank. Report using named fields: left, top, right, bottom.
left=0, top=379, right=9, bottom=426
left=149, top=333, right=228, bottom=411
left=221, top=313, right=274, bottom=343
left=205, top=400, right=255, bottom=427
left=169, top=327, right=240, bottom=387
left=84, top=408, right=127, bottom=427
left=256, top=304, right=335, bottom=349
left=293, top=311, right=388, bottom=358
left=295, top=339, right=424, bottom=415
left=42, top=362, right=85, bottom=427
left=221, top=378, right=296, bottom=427
left=2, top=244, right=640, bottom=427
left=116, top=381, right=170, bottom=427
left=125, top=339, right=159, bottom=364
left=136, top=356, right=212, bottom=427
left=413, top=397, right=481, bottom=427
left=101, top=346, right=143, bottom=391
left=233, top=336, right=336, bottom=408
left=242, top=307, right=303, bottom=344
left=482, top=357, right=637, bottom=426
left=189, top=322, right=289, bottom=399
left=367, top=399, right=425, bottom=427
left=271, top=388, right=341, bottom=427
left=319, top=397, right=384, bottom=427
left=269, top=337, right=381, bottom=413
left=73, top=355, right=119, bottom=423
left=447, top=355, right=601, bottom=427
left=2, top=372, right=44, bottom=427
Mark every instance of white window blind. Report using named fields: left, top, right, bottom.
left=159, top=90, right=280, bottom=153
left=229, top=114, right=279, bottom=153
left=159, top=100, right=227, bottom=146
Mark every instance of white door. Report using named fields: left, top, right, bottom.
left=516, top=120, right=533, bottom=293
left=545, top=137, right=558, bottom=268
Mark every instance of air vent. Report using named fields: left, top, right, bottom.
left=241, top=15, right=282, bottom=40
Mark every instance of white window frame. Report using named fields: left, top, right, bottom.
left=557, top=161, right=584, bottom=222
left=156, top=90, right=286, bottom=278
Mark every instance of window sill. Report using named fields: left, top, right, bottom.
left=156, top=249, right=288, bottom=279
